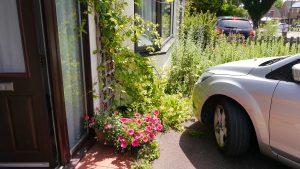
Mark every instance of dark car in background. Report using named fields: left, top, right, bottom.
left=216, top=17, right=255, bottom=39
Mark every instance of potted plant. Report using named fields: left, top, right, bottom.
left=83, top=109, right=163, bottom=150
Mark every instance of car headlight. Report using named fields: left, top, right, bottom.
left=196, top=71, right=214, bottom=83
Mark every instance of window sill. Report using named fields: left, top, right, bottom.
left=147, top=37, right=175, bottom=56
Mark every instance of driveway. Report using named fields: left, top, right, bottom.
left=153, top=121, right=290, bottom=169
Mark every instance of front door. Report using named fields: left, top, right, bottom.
left=0, top=0, right=52, bottom=167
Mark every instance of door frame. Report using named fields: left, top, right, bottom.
left=41, top=0, right=94, bottom=165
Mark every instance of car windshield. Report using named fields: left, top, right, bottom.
left=218, top=19, right=252, bottom=29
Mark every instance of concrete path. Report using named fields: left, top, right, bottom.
left=153, top=121, right=289, bottom=169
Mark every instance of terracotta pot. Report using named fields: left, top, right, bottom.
left=94, top=129, right=112, bottom=146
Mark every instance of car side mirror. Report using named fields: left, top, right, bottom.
left=292, top=63, right=300, bottom=82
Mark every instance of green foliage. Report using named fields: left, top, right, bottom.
left=159, top=95, right=193, bottom=131
left=93, top=113, right=124, bottom=142
left=113, top=49, right=163, bottom=116
left=131, top=159, right=152, bottom=169
left=181, top=9, right=217, bottom=46
left=137, top=140, right=160, bottom=161
left=275, top=0, right=283, bottom=9
left=189, top=0, right=224, bottom=14
left=258, top=20, right=278, bottom=37
left=219, top=3, right=248, bottom=17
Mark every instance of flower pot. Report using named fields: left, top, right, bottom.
left=94, top=129, right=112, bottom=146
left=95, top=129, right=106, bottom=142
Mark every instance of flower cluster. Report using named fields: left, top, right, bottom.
left=82, top=110, right=163, bottom=150
left=116, top=110, right=163, bottom=149
left=82, top=115, right=95, bottom=128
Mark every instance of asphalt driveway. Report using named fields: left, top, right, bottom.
left=153, top=121, right=290, bottom=169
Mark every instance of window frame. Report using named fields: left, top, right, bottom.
left=134, top=0, right=175, bottom=53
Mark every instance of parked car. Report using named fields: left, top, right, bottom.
left=192, top=54, right=300, bottom=168
left=215, top=17, right=255, bottom=38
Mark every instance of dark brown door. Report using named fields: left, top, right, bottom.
left=0, top=0, right=52, bottom=167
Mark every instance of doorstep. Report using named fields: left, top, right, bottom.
left=74, top=142, right=133, bottom=169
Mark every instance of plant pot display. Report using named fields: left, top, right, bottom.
left=83, top=110, right=163, bottom=150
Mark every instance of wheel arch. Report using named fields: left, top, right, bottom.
left=201, top=94, right=259, bottom=150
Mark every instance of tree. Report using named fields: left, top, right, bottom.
left=274, top=0, right=283, bottom=9
left=190, top=0, right=224, bottom=14
left=241, top=0, right=276, bottom=28
left=219, top=3, right=248, bottom=17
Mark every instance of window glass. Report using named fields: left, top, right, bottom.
left=0, top=0, right=26, bottom=73
left=161, top=2, right=172, bottom=41
left=218, top=20, right=252, bottom=29
left=55, top=0, right=87, bottom=150
left=137, top=0, right=156, bottom=47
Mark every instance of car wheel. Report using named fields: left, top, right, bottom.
left=213, top=98, right=250, bottom=156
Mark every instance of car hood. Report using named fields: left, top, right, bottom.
left=208, top=57, right=281, bottom=76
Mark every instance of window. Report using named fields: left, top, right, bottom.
left=266, top=60, right=300, bottom=82
left=135, top=0, right=174, bottom=52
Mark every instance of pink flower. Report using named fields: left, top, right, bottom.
left=152, top=124, right=157, bottom=131
left=154, top=110, right=160, bottom=116
left=132, top=139, right=139, bottom=147
left=136, top=119, right=142, bottom=126
left=84, top=115, right=89, bottom=121
left=144, top=117, right=150, bottom=124
left=143, top=136, right=149, bottom=143
left=149, top=133, right=155, bottom=140
left=118, top=136, right=125, bottom=141
left=104, top=124, right=112, bottom=129
left=121, top=141, right=128, bottom=148
left=127, top=129, right=134, bottom=135
left=145, top=126, right=152, bottom=132
left=157, top=124, right=163, bottom=131
left=152, top=116, right=158, bottom=124
left=135, top=113, right=141, bottom=118
left=134, top=133, right=142, bottom=140
left=120, top=118, right=129, bottom=123
left=114, top=111, right=119, bottom=115
left=88, top=122, right=94, bottom=128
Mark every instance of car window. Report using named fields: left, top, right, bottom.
left=266, top=59, right=300, bottom=82
left=218, top=20, right=252, bottom=29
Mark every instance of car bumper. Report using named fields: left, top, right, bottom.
left=192, top=82, right=208, bottom=122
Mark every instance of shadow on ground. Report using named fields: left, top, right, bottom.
left=75, top=143, right=133, bottom=169
left=179, top=121, right=290, bottom=169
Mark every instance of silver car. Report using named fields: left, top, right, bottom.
left=192, top=54, right=300, bottom=168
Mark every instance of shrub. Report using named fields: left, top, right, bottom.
left=113, top=49, right=163, bottom=116
left=159, top=94, right=192, bottom=131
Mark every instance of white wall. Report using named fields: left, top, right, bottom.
left=123, top=0, right=135, bottom=50
left=88, top=10, right=100, bottom=110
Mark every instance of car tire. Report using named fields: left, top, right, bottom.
left=213, top=98, right=250, bottom=156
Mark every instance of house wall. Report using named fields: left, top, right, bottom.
left=88, top=10, right=100, bottom=110
left=124, top=0, right=135, bottom=50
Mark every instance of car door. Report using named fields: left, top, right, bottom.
left=270, top=63, right=300, bottom=163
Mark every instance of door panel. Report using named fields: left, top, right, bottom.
left=270, top=81, right=300, bottom=163
left=0, top=0, right=51, bottom=165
